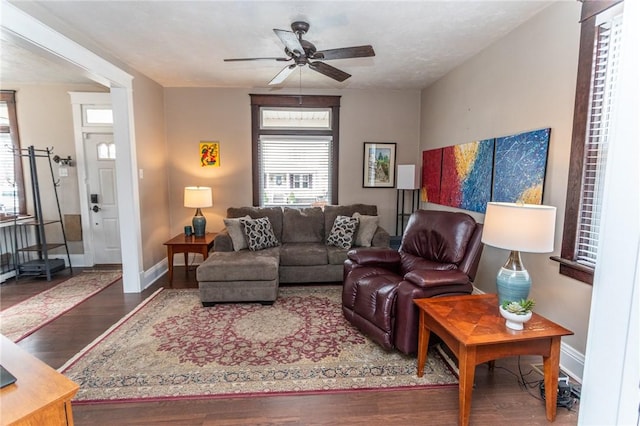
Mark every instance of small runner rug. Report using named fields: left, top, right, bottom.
left=60, top=285, right=457, bottom=403
left=0, top=270, right=121, bottom=342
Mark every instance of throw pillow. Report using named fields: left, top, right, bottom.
left=240, top=217, right=280, bottom=251
left=326, top=215, right=359, bottom=249
left=223, top=215, right=251, bottom=251
left=353, top=212, right=379, bottom=247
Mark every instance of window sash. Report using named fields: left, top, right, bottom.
left=575, top=11, right=623, bottom=268
left=250, top=94, right=341, bottom=207
left=0, top=91, right=25, bottom=217
left=260, top=108, right=331, bottom=130
left=555, top=0, right=624, bottom=284
left=258, top=136, right=332, bottom=207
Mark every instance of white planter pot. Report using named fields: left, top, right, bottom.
left=499, top=306, right=532, bottom=330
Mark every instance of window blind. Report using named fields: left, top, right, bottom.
left=258, top=137, right=332, bottom=206
left=575, top=12, right=624, bottom=268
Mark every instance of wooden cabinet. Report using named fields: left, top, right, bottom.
left=0, top=335, right=79, bottom=425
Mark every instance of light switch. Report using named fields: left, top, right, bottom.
left=139, top=169, right=144, bottom=179
left=59, top=166, right=68, bottom=177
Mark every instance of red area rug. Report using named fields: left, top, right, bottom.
left=0, top=270, right=121, bottom=342
left=60, top=285, right=457, bottom=403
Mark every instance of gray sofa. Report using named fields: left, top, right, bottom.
left=196, top=204, right=390, bottom=304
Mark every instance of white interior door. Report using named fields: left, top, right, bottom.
left=85, top=132, right=122, bottom=264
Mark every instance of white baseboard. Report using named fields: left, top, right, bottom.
left=46, top=253, right=90, bottom=268
left=559, top=341, right=585, bottom=383
left=142, top=258, right=168, bottom=290
left=471, top=285, right=584, bottom=382
left=1, top=254, right=90, bottom=283
left=0, top=270, right=16, bottom=283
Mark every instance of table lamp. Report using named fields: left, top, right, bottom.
left=184, top=186, right=212, bottom=237
left=481, top=202, right=556, bottom=305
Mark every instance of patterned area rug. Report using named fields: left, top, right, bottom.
left=60, top=286, right=458, bottom=403
left=0, top=270, right=121, bottom=342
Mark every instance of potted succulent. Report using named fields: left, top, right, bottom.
left=499, top=299, right=535, bottom=330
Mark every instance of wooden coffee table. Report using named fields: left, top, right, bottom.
left=1, top=335, right=79, bottom=425
left=414, top=294, right=573, bottom=426
left=164, top=232, right=216, bottom=286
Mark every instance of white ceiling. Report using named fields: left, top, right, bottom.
left=1, top=1, right=554, bottom=90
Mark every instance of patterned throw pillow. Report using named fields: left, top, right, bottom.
left=326, top=215, right=359, bottom=249
left=240, top=217, right=280, bottom=251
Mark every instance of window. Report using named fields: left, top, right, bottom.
left=97, top=142, right=116, bottom=160
left=554, top=1, right=624, bottom=284
left=250, top=94, right=340, bottom=207
left=0, top=90, right=25, bottom=216
left=82, top=105, right=113, bottom=125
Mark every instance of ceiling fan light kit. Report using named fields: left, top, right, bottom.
left=224, top=21, right=375, bottom=85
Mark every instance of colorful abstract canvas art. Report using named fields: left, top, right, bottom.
left=492, top=128, right=551, bottom=204
left=438, top=139, right=494, bottom=213
left=422, top=148, right=443, bottom=204
left=200, top=142, right=220, bottom=167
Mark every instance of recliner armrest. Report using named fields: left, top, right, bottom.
left=347, top=248, right=401, bottom=266
left=404, top=269, right=469, bottom=289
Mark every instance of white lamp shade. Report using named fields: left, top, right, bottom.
left=184, top=186, right=212, bottom=208
left=482, top=202, right=556, bottom=253
left=396, top=164, right=420, bottom=189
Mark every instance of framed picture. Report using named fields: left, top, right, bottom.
left=200, top=141, right=220, bottom=167
left=363, top=142, right=396, bottom=188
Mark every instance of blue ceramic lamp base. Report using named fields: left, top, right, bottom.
left=192, top=208, right=206, bottom=237
left=496, top=250, right=531, bottom=305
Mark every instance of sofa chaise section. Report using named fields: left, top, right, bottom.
left=197, top=204, right=389, bottom=304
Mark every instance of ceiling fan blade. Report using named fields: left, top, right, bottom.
left=224, top=57, right=291, bottom=62
left=269, top=64, right=297, bottom=85
left=314, top=45, right=375, bottom=60
left=273, top=29, right=305, bottom=57
left=308, top=61, right=351, bottom=82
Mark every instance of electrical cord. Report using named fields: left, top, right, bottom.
left=495, top=357, right=580, bottom=411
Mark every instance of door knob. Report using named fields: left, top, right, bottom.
left=92, top=205, right=101, bottom=212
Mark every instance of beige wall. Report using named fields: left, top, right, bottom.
left=131, top=71, right=170, bottom=270
left=164, top=87, right=421, bottom=237
left=419, top=2, right=590, bottom=355
left=10, top=83, right=106, bottom=254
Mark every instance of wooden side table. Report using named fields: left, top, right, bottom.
left=163, top=232, right=216, bottom=286
left=414, top=294, right=573, bottom=426
left=0, top=335, right=79, bottom=425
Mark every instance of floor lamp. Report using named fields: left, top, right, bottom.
left=481, top=202, right=556, bottom=305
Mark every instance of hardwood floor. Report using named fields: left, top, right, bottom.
left=1, top=267, right=579, bottom=425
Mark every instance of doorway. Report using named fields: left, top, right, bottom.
left=6, top=2, right=143, bottom=292
left=84, top=132, right=121, bottom=264
left=69, top=93, right=121, bottom=267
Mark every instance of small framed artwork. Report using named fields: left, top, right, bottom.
left=200, top=141, right=220, bottom=167
left=363, top=142, right=396, bottom=188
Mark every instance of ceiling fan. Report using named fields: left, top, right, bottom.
left=224, top=21, right=375, bottom=85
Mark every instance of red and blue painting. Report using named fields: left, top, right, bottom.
left=423, top=139, right=494, bottom=213
left=421, top=128, right=551, bottom=213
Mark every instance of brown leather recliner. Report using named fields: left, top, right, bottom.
left=342, top=209, right=484, bottom=354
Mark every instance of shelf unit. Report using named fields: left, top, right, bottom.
left=395, top=188, right=420, bottom=236
left=13, top=146, right=71, bottom=280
